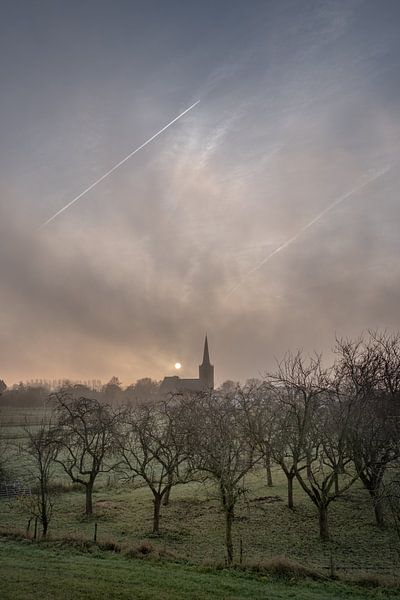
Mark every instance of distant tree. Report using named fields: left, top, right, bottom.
left=188, top=390, right=259, bottom=564
left=52, top=394, right=120, bottom=516
left=218, top=380, right=239, bottom=396
left=72, top=384, right=94, bottom=398
left=117, top=396, right=192, bottom=534
left=0, top=380, right=6, bottom=395
left=125, top=378, right=160, bottom=405
left=102, top=376, right=122, bottom=404
left=23, top=420, right=58, bottom=537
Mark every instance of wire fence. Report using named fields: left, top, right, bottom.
left=0, top=480, right=31, bottom=500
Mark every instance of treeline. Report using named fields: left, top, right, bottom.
left=1, top=330, right=400, bottom=565
left=0, top=376, right=160, bottom=408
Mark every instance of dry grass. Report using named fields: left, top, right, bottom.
left=201, top=556, right=325, bottom=580
left=242, top=556, right=325, bottom=579
left=350, top=572, right=400, bottom=589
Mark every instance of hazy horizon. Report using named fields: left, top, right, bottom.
left=1, top=0, right=400, bottom=386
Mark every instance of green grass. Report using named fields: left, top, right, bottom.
left=1, top=470, right=399, bottom=577
left=0, top=539, right=398, bottom=600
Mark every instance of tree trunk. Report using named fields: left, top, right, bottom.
left=306, top=454, right=313, bottom=479
left=318, top=504, right=330, bottom=541
left=163, top=473, right=173, bottom=506
left=369, top=488, right=385, bottom=528
left=225, top=507, right=234, bottom=565
left=40, top=483, right=49, bottom=537
left=42, top=516, right=49, bottom=538
left=153, top=493, right=162, bottom=534
left=334, top=472, right=339, bottom=495
left=163, top=485, right=172, bottom=506
left=287, top=473, right=295, bottom=509
left=85, top=482, right=94, bottom=516
left=374, top=501, right=385, bottom=528
left=265, top=454, right=273, bottom=487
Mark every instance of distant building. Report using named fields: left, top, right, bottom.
left=160, top=336, right=214, bottom=394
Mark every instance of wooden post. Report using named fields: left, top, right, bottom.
left=329, top=547, right=335, bottom=578
left=93, top=522, right=98, bottom=543
left=239, top=538, right=243, bottom=565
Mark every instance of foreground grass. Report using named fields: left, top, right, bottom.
left=0, top=539, right=398, bottom=600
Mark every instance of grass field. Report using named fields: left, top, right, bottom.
left=1, top=465, right=399, bottom=576
left=1, top=407, right=399, bottom=588
left=0, top=539, right=399, bottom=600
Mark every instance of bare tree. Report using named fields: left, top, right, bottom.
left=335, top=332, right=400, bottom=527
left=239, top=380, right=275, bottom=488
left=295, top=393, right=358, bottom=541
left=188, top=390, right=259, bottom=564
left=266, top=352, right=329, bottom=510
left=0, top=415, right=10, bottom=481
left=269, top=389, right=308, bottom=509
left=382, top=466, right=400, bottom=552
left=267, top=351, right=358, bottom=540
left=117, top=396, right=192, bottom=534
left=23, top=419, right=58, bottom=537
left=52, top=393, right=119, bottom=516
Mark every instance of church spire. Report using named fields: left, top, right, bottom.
left=199, top=334, right=214, bottom=389
left=201, top=334, right=210, bottom=366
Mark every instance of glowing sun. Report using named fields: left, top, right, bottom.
left=174, top=362, right=182, bottom=370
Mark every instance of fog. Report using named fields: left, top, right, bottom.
left=1, top=0, right=400, bottom=384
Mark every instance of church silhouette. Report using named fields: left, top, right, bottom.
left=160, top=336, right=214, bottom=393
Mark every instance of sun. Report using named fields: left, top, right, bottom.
left=174, top=362, right=182, bottom=370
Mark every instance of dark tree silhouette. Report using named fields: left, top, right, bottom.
left=52, top=393, right=119, bottom=516
left=188, top=390, right=259, bottom=564
left=23, top=419, right=58, bottom=537
left=117, top=396, right=192, bottom=534
left=335, top=332, right=400, bottom=527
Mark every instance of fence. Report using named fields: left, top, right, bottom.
left=0, top=480, right=31, bottom=500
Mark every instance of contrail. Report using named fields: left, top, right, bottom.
left=225, top=165, right=392, bottom=299
left=38, top=100, right=200, bottom=229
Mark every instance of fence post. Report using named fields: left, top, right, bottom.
left=329, top=547, right=336, bottom=579
left=93, top=522, right=98, bottom=543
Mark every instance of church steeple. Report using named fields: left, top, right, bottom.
left=201, top=334, right=210, bottom=366
left=199, top=334, right=214, bottom=389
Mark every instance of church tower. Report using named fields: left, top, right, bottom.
left=199, top=335, right=214, bottom=390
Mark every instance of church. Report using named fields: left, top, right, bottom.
left=160, top=336, right=214, bottom=394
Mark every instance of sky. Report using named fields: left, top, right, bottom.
left=1, top=0, right=400, bottom=386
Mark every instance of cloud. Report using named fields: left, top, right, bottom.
left=1, top=0, right=400, bottom=385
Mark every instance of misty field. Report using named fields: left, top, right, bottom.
left=1, top=404, right=399, bottom=578
left=1, top=397, right=400, bottom=600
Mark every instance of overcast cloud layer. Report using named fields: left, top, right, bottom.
left=1, top=0, right=400, bottom=385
